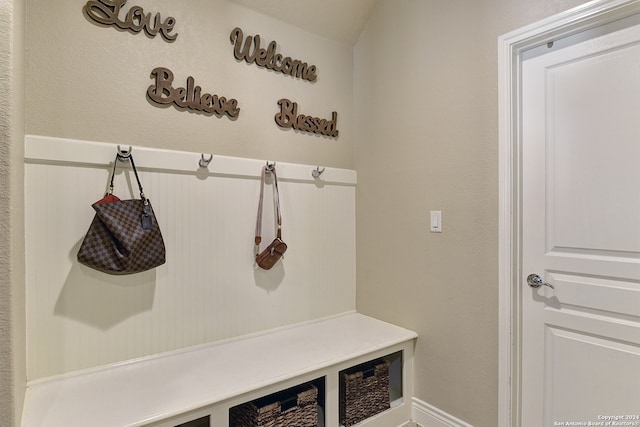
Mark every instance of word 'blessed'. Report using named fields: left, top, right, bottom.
left=147, top=67, right=240, bottom=118
left=83, top=0, right=177, bottom=42
left=230, top=27, right=317, bottom=82
left=275, top=99, right=338, bottom=137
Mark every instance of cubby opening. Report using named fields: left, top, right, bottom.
left=386, top=351, right=404, bottom=405
left=174, top=415, right=210, bottom=427
left=338, top=351, right=403, bottom=426
left=229, top=377, right=326, bottom=427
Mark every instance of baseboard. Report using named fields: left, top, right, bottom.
left=411, top=398, right=474, bottom=427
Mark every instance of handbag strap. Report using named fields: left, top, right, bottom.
left=107, top=152, right=148, bottom=205
left=255, top=164, right=282, bottom=250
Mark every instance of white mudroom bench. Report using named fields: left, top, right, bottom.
left=22, top=312, right=417, bottom=427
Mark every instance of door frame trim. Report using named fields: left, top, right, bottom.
left=497, top=1, right=640, bottom=425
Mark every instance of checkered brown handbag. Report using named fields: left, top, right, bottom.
left=77, top=152, right=166, bottom=275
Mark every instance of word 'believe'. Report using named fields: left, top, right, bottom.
left=83, top=0, right=177, bottom=42
left=147, top=67, right=240, bottom=118
left=275, top=99, right=338, bottom=137
left=230, top=28, right=317, bottom=82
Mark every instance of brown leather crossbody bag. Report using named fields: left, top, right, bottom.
left=254, top=164, right=287, bottom=270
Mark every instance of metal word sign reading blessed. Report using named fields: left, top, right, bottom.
left=275, top=99, right=338, bottom=137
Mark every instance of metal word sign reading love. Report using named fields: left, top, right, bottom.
left=83, top=0, right=178, bottom=42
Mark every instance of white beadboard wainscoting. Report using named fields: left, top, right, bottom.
left=24, top=135, right=357, bottom=381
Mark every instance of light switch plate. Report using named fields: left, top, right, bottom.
left=430, top=211, right=442, bottom=233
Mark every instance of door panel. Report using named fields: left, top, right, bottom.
left=545, top=327, right=640, bottom=424
left=521, top=19, right=640, bottom=427
left=549, top=43, right=640, bottom=254
left=550, top=273, right=640, bottom=318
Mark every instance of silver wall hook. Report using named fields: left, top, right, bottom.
left=312, top=166, right=325, bottom=179
left=116, top=145, right=132, bottom=161
left=265, top=161, right=276, bottom=172
left=199, top=153, right=213, bottom=168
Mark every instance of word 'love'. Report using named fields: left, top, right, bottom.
left=83, top=0, right=177, bottom=42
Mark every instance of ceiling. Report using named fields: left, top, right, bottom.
left=227, top=0, right=378, bottom=45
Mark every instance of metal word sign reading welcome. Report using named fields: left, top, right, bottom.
left=230, top=27, right=317, bottom=82
left=83, top=0, right=178, bottom=42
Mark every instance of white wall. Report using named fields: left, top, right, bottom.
left=0, top=0, right=26, bottom=425
left=21, top=0, right=358, bottom=380
left=2, top=0, right=601, bottom=425
left=353, top=1, right=591, bottom=426
left=26, top=0, right=353, bottom=169
left=25, top=137, right=356, bottom=379
left=0, top=0, right=358, bottom=419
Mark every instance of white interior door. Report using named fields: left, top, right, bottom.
left=521, top=19, right=640, bottom=426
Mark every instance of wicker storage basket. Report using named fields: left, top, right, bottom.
left=229, top=383, right=318, bottom=427
left=339, top=359, right=390, bottom=426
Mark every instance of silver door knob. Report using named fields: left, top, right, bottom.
left=527, top=274, right=554, bottom=289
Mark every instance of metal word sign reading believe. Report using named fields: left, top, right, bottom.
left=230, top=27, right=318, bottom=82
left=147, top=67, right=241, bottom=119
left=83, top=0, right=178, bottom=42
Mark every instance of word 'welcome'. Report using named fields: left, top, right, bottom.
left=147, top=67, right=240, bottom=118
left=83, top=0, right=177, bottom=42
left=230, top=27, right=317, bottom=82
left=275, top=99, right=338, bottom=137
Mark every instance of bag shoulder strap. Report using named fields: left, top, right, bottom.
left=255, top=164, right=282, bottom=250
left=108, top=152, right=148, bottom=205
